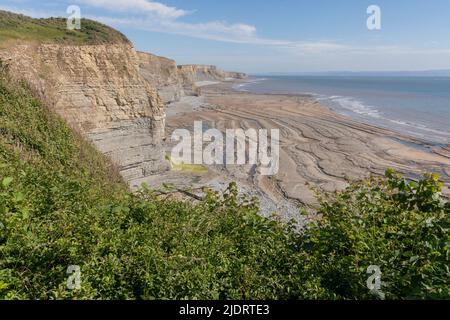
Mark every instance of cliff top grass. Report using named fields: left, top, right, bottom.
left=0, top=10, right=130, bottom=46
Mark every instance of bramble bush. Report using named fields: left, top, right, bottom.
left=0, top=74, right=448, bottom=299
left=298, top=170, right=450, bottom=299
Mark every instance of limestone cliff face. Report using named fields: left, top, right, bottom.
left=177, top=64, right=247, bottom=85
left=225, top=71, right=248, bottom=80
left=177, top=65, right=247, bottom=96
left=0, top=43, right=169, bottom=181
left=137, top=51, right=184, bottom=104
left=138, top=56, right=248, bottom=103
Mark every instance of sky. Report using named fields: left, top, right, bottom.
left=1, top=0, right=450, bottom=73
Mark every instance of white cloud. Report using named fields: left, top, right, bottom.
left=88, top=14, right=265, bottom=44
left=0, top=5, right=63, bottom=19
left=2, top=1, right=450, bottom=62
left=68, top=0, right=283, bottom=45
left=80, top=2, right=448, bottom=56
left=57, top=11, right=450, bottom=60
left=75, top=0, right=188, bottom=19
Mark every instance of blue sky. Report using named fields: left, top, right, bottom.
left=1, top=0, right=450, bottom=73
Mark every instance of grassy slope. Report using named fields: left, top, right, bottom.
left=0, top=10, right=130, bottom=45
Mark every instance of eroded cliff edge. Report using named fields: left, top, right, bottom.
left=0, top=43, right=169, bottom=181
left=138, top=51, right=247, bottom=102
left=0, top=42, right=248, bottom=185
left=137, top=51, right=184, bottom=104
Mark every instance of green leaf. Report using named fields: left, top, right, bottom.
left=13, top=192, right=24, bottom=203
left=2, top=177, right=13, bottom=188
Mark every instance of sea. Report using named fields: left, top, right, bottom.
left=234, top=76, right=450, bottom=145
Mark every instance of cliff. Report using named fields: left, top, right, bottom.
left=138, top=55, right=247, bottom=103
left=0, top=43, right=169, bottom=181
left=137, top=51, right=184, bottom=104
left=175, top=64, right=246, bottom=97
left=0, top=10, right=246, bottom=185
left=178, top=64, right=246, bottom=83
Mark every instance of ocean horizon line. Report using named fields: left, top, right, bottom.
left=249, top=70, right=450, bottom=77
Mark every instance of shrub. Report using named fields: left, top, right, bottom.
left=298, top=170, right=450, bottom=299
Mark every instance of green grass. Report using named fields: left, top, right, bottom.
left=166, top=155, right=209, bottom=173
left=172, top=163, right=208, bottom=173
left=0, top=10, right=130, bottom=46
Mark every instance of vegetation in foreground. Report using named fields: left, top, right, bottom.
left=0, top=10, right=130, bottom=46
left=0, top=75, right=449, bottom=299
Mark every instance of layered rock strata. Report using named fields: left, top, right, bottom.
left=137, top=52, right=184, bottom=104
left=0, top=43, right=168, bottom=182
left=177, top=64, right=246, bottom=96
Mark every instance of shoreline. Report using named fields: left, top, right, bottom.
left=231, top=79, right=450, bottom=163
left=217, top=80, right=450, bottom=155
left=235, top=76, right=450, bottom=147
left=132, top=79, right=450, bottom=223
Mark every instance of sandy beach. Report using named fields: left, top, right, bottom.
left=132, top=80, right=450, bottom=222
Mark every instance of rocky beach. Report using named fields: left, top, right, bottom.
left=134, top=80, right=450, bottom=223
